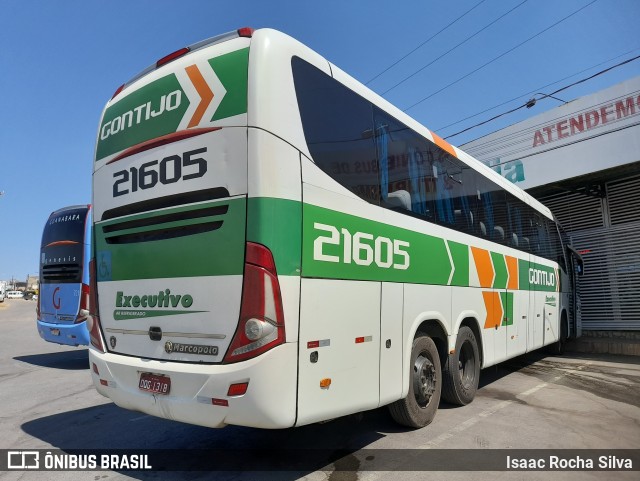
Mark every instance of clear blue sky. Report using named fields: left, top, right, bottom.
left=1, top=0, right=639, bottom=282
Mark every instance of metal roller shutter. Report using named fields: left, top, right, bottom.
left=538, top=175, right=640, bottom=331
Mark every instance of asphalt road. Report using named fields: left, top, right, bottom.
left=1, top=298, right=638, bottom=480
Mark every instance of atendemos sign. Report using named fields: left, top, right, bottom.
left=1, top=449, right=638, bottom=472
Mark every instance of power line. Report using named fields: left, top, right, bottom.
left=365, top=0, right=487, bottom=86
left=444, top=53, right=640, bottom=140
left=436, top=47, right=640, bottom=133
left=403, top=0, right=599, bottom=112
left=381, top=0, right=529, bottom=96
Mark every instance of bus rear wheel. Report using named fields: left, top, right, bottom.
left=389, top=335, right=441, bottom=428
left=442, top=326, right=479, bottom=406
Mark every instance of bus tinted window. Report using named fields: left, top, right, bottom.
left=547, top=218, right=566, bottom=270
left=507, top=197, right=527, bottom=251
left=292, top=57, right=379, bottom=204
left=373, top=109, right=435, bottom=219
left=293, top=56, right=563, bottom=263
left=40, top=206, right=88, bottom=284
left=41, top=207, right=88, bottom=247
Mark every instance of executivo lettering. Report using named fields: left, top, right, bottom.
left=116, top=289, right=193, bottom=308
left=113, top=289, right=206, bottom=321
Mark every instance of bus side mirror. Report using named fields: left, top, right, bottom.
left=576, top=258, right=584, bottom=276
left=566, top=245, right=584, bottom=277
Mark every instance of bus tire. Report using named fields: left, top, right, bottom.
left=442, top=326, right=479, bottom=406
left=388, top=335, right=441, bottom=428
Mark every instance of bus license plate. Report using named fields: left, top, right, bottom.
left=138, top=373, right=171, bottom=395
left=50, top=328, right=60, bottom=336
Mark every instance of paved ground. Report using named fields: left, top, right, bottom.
left=1, top=299, right=638, bottom=480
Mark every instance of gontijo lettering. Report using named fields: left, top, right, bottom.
left=100, top=91, right=182, bottom=141
left=529, top=268, right=556, bottom=287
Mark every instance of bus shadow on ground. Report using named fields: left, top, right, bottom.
left=477, top=352, right=545, bottom=389
left=22, top=402, right=390, bottom=479
left=14, top=349, right=89, bottom=371
left=436, top=352, right=543, bottom=410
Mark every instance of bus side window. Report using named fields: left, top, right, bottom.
left=293, top=57, right=380, bottom=205
left=373, top=109, right=435, bottom=219
left=537, top=215, right=552, bottom=259
left=548, top=219, right=566, bottom=272
left=507, top=199, right=521, bottom=250
left=456, top=164, right=479, bottom=236
left=433, top=159, right=456, bottom=226
left=491, top=189, right=507, bottom=246
left=476, top=179, right=495, bottom=241
left=522, top=206, right=538, bottom=256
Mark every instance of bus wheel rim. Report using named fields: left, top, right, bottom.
left=458, top=341, right=475, bottom=388
left=414, top=353, right=436, bottom=407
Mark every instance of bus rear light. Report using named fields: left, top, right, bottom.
left=75, top=283, right=90, bottom=323
left=224, top=243, right=285, bottom=363
left=227, top=382, right=249, bottom=397
left=237, top=27, right=254, bottom=38
left=88, top=259, right=106, bottom=353
left=156, top=47, right=190, bottom=68
left=245, top=318, right=275, bottom=341
left=245, top=241, right=277, bottom=272
left=111, top=84, right=125, bottom=100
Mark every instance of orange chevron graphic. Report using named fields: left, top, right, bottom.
left=506, top=255, right=518, bottom=290
left=431, top=131, right=457, bottom=158
left=471, top=247, right=494, bottom=288
left=185, top=64, right=214, bottom=128
left=482, top=291, right=503, bottom=329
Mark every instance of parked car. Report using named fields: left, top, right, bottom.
left=6, top=291, right=24, bottom=299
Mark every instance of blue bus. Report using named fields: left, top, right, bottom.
left=37, top=205, right=92, bottom=346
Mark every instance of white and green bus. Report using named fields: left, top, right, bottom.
left=89, top=27, right=583, bottom=429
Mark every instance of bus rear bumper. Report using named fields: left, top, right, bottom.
left=88, top=342, right=298, bottom=429
left=37, top=320, right=90, bottom=346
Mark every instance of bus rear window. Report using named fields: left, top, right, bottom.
left=41, top=207, right=88, bottom=247
left=40, top=207, right=89, bottom=284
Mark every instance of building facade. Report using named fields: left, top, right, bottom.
left=463, top=76, right=640, bottom=331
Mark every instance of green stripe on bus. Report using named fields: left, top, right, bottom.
left=96, top=74, right=188, bottom=161
left=491, top=252, right=508, bottom=289
left=209, top=48, right=249, bottom=121
left=247, top=197, right=302, bottom=276
left=95, top=198, right=246, bottom=280
left=302, top=204, right=451, bottom=285
left=447, top=241, right=469, bottom=287
left=519, top=259, right=558, bottom=292
left=500, top=291, right=514, bottom=326
left=96, top=48, right=250, bottom=161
